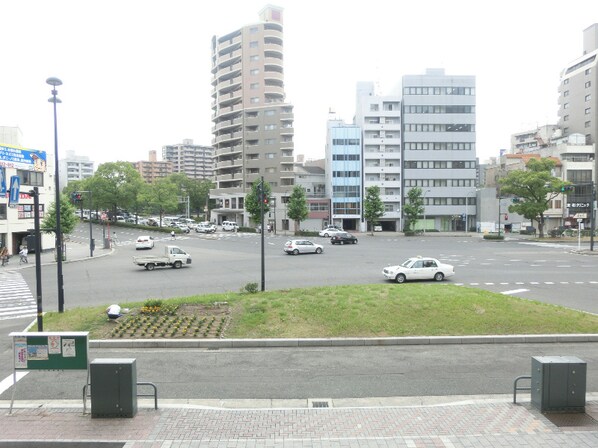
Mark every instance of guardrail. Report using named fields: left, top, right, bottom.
left=82, top=381, right=158, bottom=414
left=513, top=375, right=531, bottom=404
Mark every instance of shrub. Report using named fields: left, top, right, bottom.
left=483, top=234, right=504, bottom=240
left=242, top=282, right=259, bottom=294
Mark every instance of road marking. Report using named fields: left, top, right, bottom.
left=502, top=289, right=529, bottom=295
left=0, top=372, right=28, bottom=395
left=545, top=282, right=555, bottom=285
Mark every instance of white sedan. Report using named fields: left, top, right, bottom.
left=318, top=228, right=345, bottom=237
left=382, top=256, right=455, bottom=284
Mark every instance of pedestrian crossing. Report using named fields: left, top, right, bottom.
left=0, top=271, right=37, bottom=321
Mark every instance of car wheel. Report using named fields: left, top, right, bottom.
left=395, top=273, right=406, bottom=284
left=146, top=263, right=155, bottom=271
left=315, top=247, right=323, bottom=254
left=353, top=240, right=358, bottom=244
left=173, top=260, right=183, bottom=269
left=323, top=233, right=329, bottom=237
left=293, top=249, right=300, bottom=255
left=434, top=272, right=444, bottom=281
left=340, top=241, right=344, bottom=245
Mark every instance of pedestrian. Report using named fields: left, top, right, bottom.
left=19, top=246, right=28, bottom=264
left=0, top=247, right=8, bottom=267
left=171, top=230, right=176, bottom=240
left=106, top=304, right=122, bottom=321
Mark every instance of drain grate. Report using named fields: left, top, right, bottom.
left=308, top=399, right=331, bottom=408
left=545, top=412, right=598, bottom=430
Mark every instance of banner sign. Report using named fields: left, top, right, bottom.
left=0, top=144, right=47, bottom=172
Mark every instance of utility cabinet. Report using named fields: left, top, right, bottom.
left=90, top=358, right=137, bottom=418
left=531, top=356, right=586, bottom=413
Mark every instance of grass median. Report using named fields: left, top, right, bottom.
left=39, top=284, right=598, bottom=339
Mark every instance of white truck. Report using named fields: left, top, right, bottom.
left=133, top=245, right=191, bottom=270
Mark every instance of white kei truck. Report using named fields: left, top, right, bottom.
left=133, top=245, right=191, bottom=270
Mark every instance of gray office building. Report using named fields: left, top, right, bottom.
left=402, top=68, right=478, bottom=232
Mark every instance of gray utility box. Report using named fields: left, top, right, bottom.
left=90, top=358, right=137, bottom=418
left=531, top=356, right=586, bottom=413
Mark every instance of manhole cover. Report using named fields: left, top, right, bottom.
left=545, top=412, right=598, bottom=429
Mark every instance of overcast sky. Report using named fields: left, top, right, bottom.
left=1, top=0, right=597, bottom=167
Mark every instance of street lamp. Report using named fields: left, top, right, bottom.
left=47, top=77, right=65, bottom=313
left=423, top=189, right=431, bottom=233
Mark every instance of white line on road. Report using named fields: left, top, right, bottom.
left=501, top=289, right=529, bottom=295
left=0, top=372, right=28, bottom=396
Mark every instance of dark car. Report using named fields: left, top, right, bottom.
left=330, top=232, right=358, bottom=245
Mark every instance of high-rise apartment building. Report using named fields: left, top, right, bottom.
left=355, top=82, right=402, bottom=231
left=162, top=139, right=214, bottom=180
left=133, top=150, right=173, bottom=183
left=210, top=5, right=294, bottom=226
left=58, top=150, right=95, bottom=192
left=402, top=68, right=477, bottom=232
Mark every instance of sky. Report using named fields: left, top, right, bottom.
left=2, top=0, right=598, bottom=167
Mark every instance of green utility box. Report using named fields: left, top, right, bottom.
left=90, top=358, right=137, bottom=418
left=531, top=356, right=586, bottom=413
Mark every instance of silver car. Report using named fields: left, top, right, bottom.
left=284, top=240, right=324, bottom=255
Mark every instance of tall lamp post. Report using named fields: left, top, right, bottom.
left=47, top=77, right=65, bottom=313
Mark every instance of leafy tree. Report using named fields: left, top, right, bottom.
left=402, top=187, right=424, bottom=232
left=498, top=158, right=567, bottom=238
left=166, top=174, right=213, bottom=218
left=286, top=185, right=309, bottom=234
left=91, top=162, right=144, bottom=220
left=363, top=185, right=385, bottom=235
left=245, top=181, right=271, bottom=224
left=139, top=178, right=179, bottom=227
left=42, top=194, right=79, bottom=255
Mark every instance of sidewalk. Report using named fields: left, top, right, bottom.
left=1, top=396, right=598, bottom=447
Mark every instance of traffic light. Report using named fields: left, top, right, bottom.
left=263, top=196, right=269, bottom=205
left=561, top=185, right=575, bottom=192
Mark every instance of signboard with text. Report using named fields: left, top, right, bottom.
left=0, top=143, right=47, bottom=172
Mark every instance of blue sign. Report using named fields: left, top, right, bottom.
left=0, top=167, right=5, bottom=195
left=0, top=144, right=47, bottom=172
left=8, top=175, right=20, bottom=206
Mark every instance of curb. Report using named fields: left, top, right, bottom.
left=90, top=333, right=598, bottom=349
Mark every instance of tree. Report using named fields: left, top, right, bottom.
left=498, top=158, right=567, bottom=238
left=245, top=181, right=271, bottom=224
left=90, top=162, right=144, bottom=220
left=286, top=185, right=309, bottom=234
left=42, top=194, right=79, bottom=256
left=363, top=185, right=385, bottom=235
left=402, top=187, right=424, bottom=232
left=139, top=178, right=179, bottom=227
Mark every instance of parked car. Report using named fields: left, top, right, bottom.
left=382, top=256, right=455, bottom=284
left=284, top=240, right=324, bottom=255
left=196, top=222, right=216, bottom=233
left=330, top=232, right=358, bottom=245
left=135, top=235, right=155, bottom=250
left=173, top=223, right=191, bottom=233
left=222, top=221, right=239, bottom=231
left=319, top=228, right=345, bottom=237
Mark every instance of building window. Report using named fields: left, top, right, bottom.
left=0, top=204, right=6, bottom=220
left=586, top=81, right=592, bottom=88
left=250, top=55, right=259, bottom=61
left=370, top=104, right=379, bottom=111
left=563, top=78, right=569, bottom=85
left=265, top=153, right=276, bottom=159
left=563, top=103, right=569, bottom=109
left=250, top=26, right=258, bottom=33
left=250, top=69, right=260, bottom=75
left=586, top=121, right=591, bottom=128
left=586, top=94, right=592, bottom=102
left=585, top=108, right=591, bottom=115
left=564, top=115, right=569, bottom=121
left=250, top=83, right=259, bottom=89
left=586, top=68, right=592, bottom=75
left=564, top=90, right=569, bottom=97
left=250, top=97, right=259, bottom=104
left=264, top=124, right=277, bottom=130
left=16, top=169, right=44, bottom=186
left=264, top=138, right=277, bottom=144
left=249, top=41, right=258, bottom=48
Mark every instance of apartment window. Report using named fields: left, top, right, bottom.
left=265, top=110, right=275, bottom=116
left=586, top=68, right=592, bottom=75
left=585, top=108, right=591, bottom=115
left=249, top=41, right=258, bottom=48
left=250, top=83, right=259, bottom=89
left=16, top=169, right=43, bottom=186
left=563, top=90, right=569, bottom=97
left=264, top=138, right=277, bottom=144
left=250, top=97, right=259, bottom=104
left=250, top=69, right=260, bottom=75
left=563, top=78, right=569, bottom=85
left=249, top=26, right=258, bottom=33
left=554, top=199, right=562, bottom=209
left=563, top=103, right=569, bottom=109
left=586, top=81, right=592, bottom=88
left=264, top=124, right=277, bottom=130
left=0, top=204, right=6, bottom=220
left=250, top=55, right=259, bottom=61
left=370, top=104, right=379, bottom=111
left=586, top=94, right=592, bottom=102
left=265, top=153, right=276, bottom=159
left=564, top=115, right=569, bottom=121
left=586, top=121, right=591, bottom=128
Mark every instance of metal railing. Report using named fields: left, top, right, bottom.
left=82, top=381, right=158, bottom=414
left=513, top=375, right=531, bottom=404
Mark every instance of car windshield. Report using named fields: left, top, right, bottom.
left=401, top=259, right=416, bottom=268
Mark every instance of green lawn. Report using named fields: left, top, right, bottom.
left=39, top=284, right=598, bottom=339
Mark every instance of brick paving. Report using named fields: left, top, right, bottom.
left=1, top=401, right=597, bottom=447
